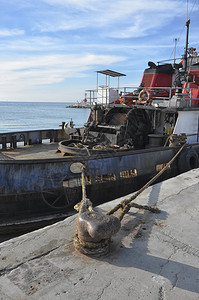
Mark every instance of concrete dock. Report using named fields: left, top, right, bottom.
left=0, top=169, right=199, bottom=300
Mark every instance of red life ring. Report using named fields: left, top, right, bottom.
left=138, top=89, right=152, bottom=105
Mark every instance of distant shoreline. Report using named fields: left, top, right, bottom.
left=66, top=103, right=91, bottom=109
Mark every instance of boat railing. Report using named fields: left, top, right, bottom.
left=0, top=128, right=67, bottom=150
left=85, top=86, right=199, bottom=107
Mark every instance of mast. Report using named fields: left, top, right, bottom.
left=174, top=38, right=178, bottom=64
left=184, top=18, right=190, bottom=72
left=184, top=0, right=190, bottom=72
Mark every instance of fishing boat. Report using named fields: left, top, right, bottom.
left=1, top=18, right=199, bottom=232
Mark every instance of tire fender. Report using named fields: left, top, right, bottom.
left=177, top=148, right=199, bottom=173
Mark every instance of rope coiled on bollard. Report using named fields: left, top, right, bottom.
left=74, top=233, right=110, bottom=256
left=74, top=143, right=186, bottom=255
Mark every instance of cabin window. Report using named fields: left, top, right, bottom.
left=156, top=163, right=170, bottom=172
left=120, top=169, right=137, bottom=178
left=63, top=178, right=81, bottom=188
left=63, top=175, right=91, bottom=188
left=95, top=173, right=116, bottom=183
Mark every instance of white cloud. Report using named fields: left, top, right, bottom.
left=0, top=53, right=125, bottom=87
left=0, top=51, right=125, bottom=101
left=42, top=0, right=100, bottom=11
left=37, top=18, right=86, bottom=33
left=0, top=0, right=197, bottom=102
left=0, top=36, right=59, bottom=51
left=37, top=0, right=185, bottom=38
left=0, top=29, right=24, bottom=37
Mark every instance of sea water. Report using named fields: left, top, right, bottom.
left=0, top=101, right=90, bottom=242
left=0, top=101, right=90, bottom=133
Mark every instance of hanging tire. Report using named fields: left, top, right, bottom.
left=177, top=148, right=199, bottom=173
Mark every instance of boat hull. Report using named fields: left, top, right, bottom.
left=1, top=144, right=198, bottom=230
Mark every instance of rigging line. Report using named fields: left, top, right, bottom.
left=169, top=0, right=196, bottom=60
left=169, top=48, right=175, bottom=61
left=177, top=24, right=186, bottom=43
left=167, top=1, right=185, bottom=60
left=174, top=0, right=197, bottom=46
left=169, top=38, right=179, bottom=60
left=189, top=0, right=198, bottom=16
left=168, top=30, right=183, bottom=60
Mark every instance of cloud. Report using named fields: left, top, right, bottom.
left=0, top=29, right=24, bottom=37
left=0, top=36, right=60, bottom=51
left=0, top=51, right=125, bottom=101
left=1, top=0, right=198, bottom=101
left=42, top=0, right=100, bottom=11
left=0, top=53, right=125, bottom=87
left=37, top=0, right=185, bottom=38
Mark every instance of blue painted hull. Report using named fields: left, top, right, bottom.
left=0, top=146, right=177, bottom=194
left=0, top=146, right=179, bottom=223
left=1, top=143, right=199, bottom=229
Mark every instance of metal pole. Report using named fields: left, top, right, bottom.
left=184, top=19, right=190, bottom=72
left=190, top=88, right=192, bottom=107
left=174, top=38, right=178, bottom=64
left=124, top=87, right=126, bottom=104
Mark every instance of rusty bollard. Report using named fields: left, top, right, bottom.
left=70, top=162, right=121, bottom=256
left=74, top=210, right=121, bottom=255
left=77, top=211, right=121, bottom=242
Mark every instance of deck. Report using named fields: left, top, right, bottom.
left=0, top=128, right=69, bottom=161
left=0, top=142, right=64, bottom=160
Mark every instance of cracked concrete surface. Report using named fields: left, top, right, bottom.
left=0, top=169, right=199, bottom=299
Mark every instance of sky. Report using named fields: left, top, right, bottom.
left=0, top=0, right=199, bottom=102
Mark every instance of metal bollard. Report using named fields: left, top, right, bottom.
left=71, top=162, right=121, bottom=256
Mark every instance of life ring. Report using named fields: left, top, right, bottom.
left=119, top=96, right=124, bottom=104
left=138, top=89, right=152, bottom=105
left=177, top=148, right=199, bottom=173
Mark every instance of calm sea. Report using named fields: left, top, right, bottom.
left=0, top=101, right=90, bottom=242
left=0, top=101, right=90, bottom=133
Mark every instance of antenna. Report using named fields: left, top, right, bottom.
left=184, top=0, right=190, bottom=72
left=174, top=38, right=179, bottom=64
left=186, top=0, right=189, bottom=22
left=184, top=19, right=190, bottom=72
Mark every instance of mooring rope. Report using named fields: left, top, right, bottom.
left=74, top=142, right=186, bottom=256
left=73, top=234, right=110, bottom=256
left=107, top=143, right=186, bottom=221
